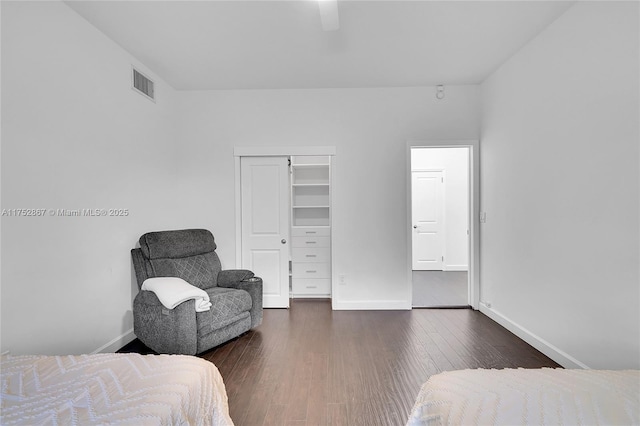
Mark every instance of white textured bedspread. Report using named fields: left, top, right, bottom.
left=407, top=368, right=639, bottom=425
left=1, top=353, right=234, bottom=425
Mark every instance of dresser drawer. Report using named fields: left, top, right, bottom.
left=292, top=279, right=331, bottom=295
left=291, top=227, right=331, bottom=237
left=291, top=247, right=330, bottom=263
left=292, top=262, right=331, bottom=279
left=292, top=236, right=330, bottom=248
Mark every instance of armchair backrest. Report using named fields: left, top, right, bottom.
left=132, top=229, right=222, bottom=290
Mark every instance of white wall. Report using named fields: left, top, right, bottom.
left=480, top=2, right=639, bottom=369
left=411, top=147, right=469, bottom=270
left=1, top=1, right=187, bottom=355
left=0, top=1, right=480, bottom=355
left=175, top=87, right=480, bottom=309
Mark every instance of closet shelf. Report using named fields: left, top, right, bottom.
left=290, top=155, right=331, bottom=297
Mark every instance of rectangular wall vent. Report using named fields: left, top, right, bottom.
left=132, top=67, right=155, bottom=101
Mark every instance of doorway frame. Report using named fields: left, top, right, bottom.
left=234, top=146, right=337, bottom=305
left=406, top=140, right=480, bottom=310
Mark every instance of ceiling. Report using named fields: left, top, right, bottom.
left=65, top=1, right=574, bottom=90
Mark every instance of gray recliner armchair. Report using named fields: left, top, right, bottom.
left=131, top=229, right=263, bottom=355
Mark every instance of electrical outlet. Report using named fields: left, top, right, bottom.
left=338, top=274, right=346, bottom=285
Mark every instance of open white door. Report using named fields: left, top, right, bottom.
left=241, top=156, right=290, bottom=308
left=412, top=170, right=444, bottom=270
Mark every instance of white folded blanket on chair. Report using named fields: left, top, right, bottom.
left=141, top=277, right=212, bottom=312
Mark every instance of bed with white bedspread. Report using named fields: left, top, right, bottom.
left=1, top=353, right=233, bottom=425
left=407, top=368, right=639, bottom=425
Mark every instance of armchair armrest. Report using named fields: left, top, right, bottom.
left=133, top=290, right=198, bottom=355
left=217, top=269, right=263, bottom=328
left=217, top=269, right=254, bottom=286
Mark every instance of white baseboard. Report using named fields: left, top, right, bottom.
left=444, top=264, right=468, bottom=272
left=91, top=329, right=136, bottom=354
left=332, top=299, right=411, bottom=310
left=479, top=303, right=589, bottom=369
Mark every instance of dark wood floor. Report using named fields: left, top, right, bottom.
left=121, top=299, right=561, bottom=425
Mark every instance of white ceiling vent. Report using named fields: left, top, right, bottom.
left=132, top=67, right=155, bottom=101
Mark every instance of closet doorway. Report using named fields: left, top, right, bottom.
left=234, top=146, right=336, bottom=309
left=408, top=143, right=478, bottom=308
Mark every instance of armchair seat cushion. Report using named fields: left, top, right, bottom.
left=196, top=287, right=252, bottom=335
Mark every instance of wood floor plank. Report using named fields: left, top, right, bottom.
left=262, top=404, right=287, bottom=426
left=306, top=351, right=329, bottom=425
left=327, top=403, right=348, bottom=426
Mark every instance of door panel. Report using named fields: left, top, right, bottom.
left=251, top=249, right=284, bottom=297
left=241, top=157, right=290, bottom=308
left=249, top=166, right=282, bottom=234
left=412, top=171, right=444, bottom=270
